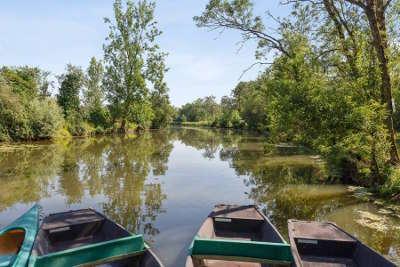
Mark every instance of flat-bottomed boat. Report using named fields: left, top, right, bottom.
left=186, top=204, right=293, bottom=267
left=29, top=208, right=164, bottom=267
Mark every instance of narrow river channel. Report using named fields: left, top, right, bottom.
left=0, top=127, right=399, bottom=266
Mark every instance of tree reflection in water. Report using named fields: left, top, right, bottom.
left=0, top=128, right=399, bottom=263
left=0, top=131, right=172, bottom=241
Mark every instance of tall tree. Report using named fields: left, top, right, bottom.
left=147, top=37, right=173, bottom=128
left=195, top=0, right=400, bottom=171
left=57, top=64, right=84, bottom=117
left=290, top=0, right=399, bottom=163
left=38, top=70, right=53, bottom=98
left=84, top=57, right=109, bottom=127
left=343, top=0, right=399, bottom=163
left=84, top=57, right=104, bottom=111
left=103, top=0, right=168, bottom=132
left=292, top=0, right=400, bottom=164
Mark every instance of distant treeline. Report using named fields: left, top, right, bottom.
left=0, top=0, right=174, bottom=142
left=175, top=82, right=268, bottom=132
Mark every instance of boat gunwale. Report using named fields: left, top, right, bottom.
left=33, top=234, right=146, bottom=259
left=0, top=205, right=39, bottom=267
left=190, top=236, right=293, bottom=264
left=75, top=248, right=164, bottom=267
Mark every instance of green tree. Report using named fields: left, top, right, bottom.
left=57, top=65, right=91, bottom=136
left=103, top=0, right=168, bottom=132
left=148, top=49, right=174, bottom=128
left=84, top=57, right=104, bottom=112
left=84, top=57, right=109, bottom=128
left=194, top=0, right=400, bottom=193
left=218, top=96, right=242, bottom=128
left=233, top=81, right=267, bottom=131
left=57, top=64, right=84, bottom=117
left=151, top=92, right=174, bottom=129
left=0, top=67, right=64, bottom=141
left=38, top=70, right=53, bottom=98
left=341, top=0, right=399, bottom=163
left=177, top=96, right=220, bottom=123
left=0, top=66, right=42, bottom=98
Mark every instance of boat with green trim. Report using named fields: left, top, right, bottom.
left=186, top=204, right=294, bottom=267
left=0, top=205, right=40, bottom=267
left=28, top=208, right=164, bottom=267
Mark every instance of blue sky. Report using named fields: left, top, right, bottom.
left=0, top=1, right=290, bottom=106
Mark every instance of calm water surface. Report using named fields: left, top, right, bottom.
left=0, top=127, right=399, bottom=266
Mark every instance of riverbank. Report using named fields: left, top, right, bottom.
left=175, top=121, right=243, bottom=130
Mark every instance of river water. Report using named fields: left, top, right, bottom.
left=0, top=127, right=399, bottom=266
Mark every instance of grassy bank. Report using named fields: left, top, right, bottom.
left=176, top=121, right=213, bottom=127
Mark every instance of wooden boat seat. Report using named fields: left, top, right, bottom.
left=289, top=221, right=358, bottom=265
left=198, top=259, right=268, bottom=267
left=41, top=209, right=106, bottom=246
left=208, top=206, right=267, bottom=242
left=299, top=256, right=356, bottom=267
left=290, top=221, right=357, bottom=259
left=290, top=221, right=355, bottom=242
left=211, top=205, right=264, bottom=221
left=289, top=219, right=396, bottom=267
left=42, top=209, right=104, bottom=231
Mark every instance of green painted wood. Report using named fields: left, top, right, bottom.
left=0, top=205, right=40, bottom=267
left=189, top=237, right=293, bottom=264
left=0, top=255, right=15, bottom=267
left=29, top=235, right=146, bottom=267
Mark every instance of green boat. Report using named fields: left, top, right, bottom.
left=186, top=204, right=293, bottom=267
left=0, top=205, right=40, bottom=267
left=28, top=208, right=164, bottom=267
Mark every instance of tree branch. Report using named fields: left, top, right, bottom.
left=344, top=0, right=366, bottom=9
left=384, top=0, right=393, bottom=10
left=238, top=62, right=272, bottom=80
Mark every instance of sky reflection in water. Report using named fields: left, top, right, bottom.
left=0, top=127, right=399, bottom=266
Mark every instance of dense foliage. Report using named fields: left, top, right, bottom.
left=103, top=0, right=173, bottom=132
left=0, top=67, right=64, bottom=141
left=84, top=57, right=109, bottom=131
left=0, top=0, right=173, bottom=141
left=187, top=0, right=400, bottom=197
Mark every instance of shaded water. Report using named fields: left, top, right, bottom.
left=0, top=127, right=399, bottom=266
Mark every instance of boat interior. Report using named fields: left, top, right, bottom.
left=0, top=229, right=25, bottom=255
left=96, top=250, right=162, bottom=267
left=199, top=205, right=283, bottom=243
left=0, top=229, right=25, bottom=266
left=32, top=209, right=130, bottom=256
left=288, top=220, right=386, bottom=267
left=189, top=205, right=290, bottom=267
left=294, top=224, right=357, bottom=267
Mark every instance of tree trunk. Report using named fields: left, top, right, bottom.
left=119, top=119, right=127, bottom=134
left=370, top=137, right=383, bottom=187
left=364, top=0, right=399, bottom=163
